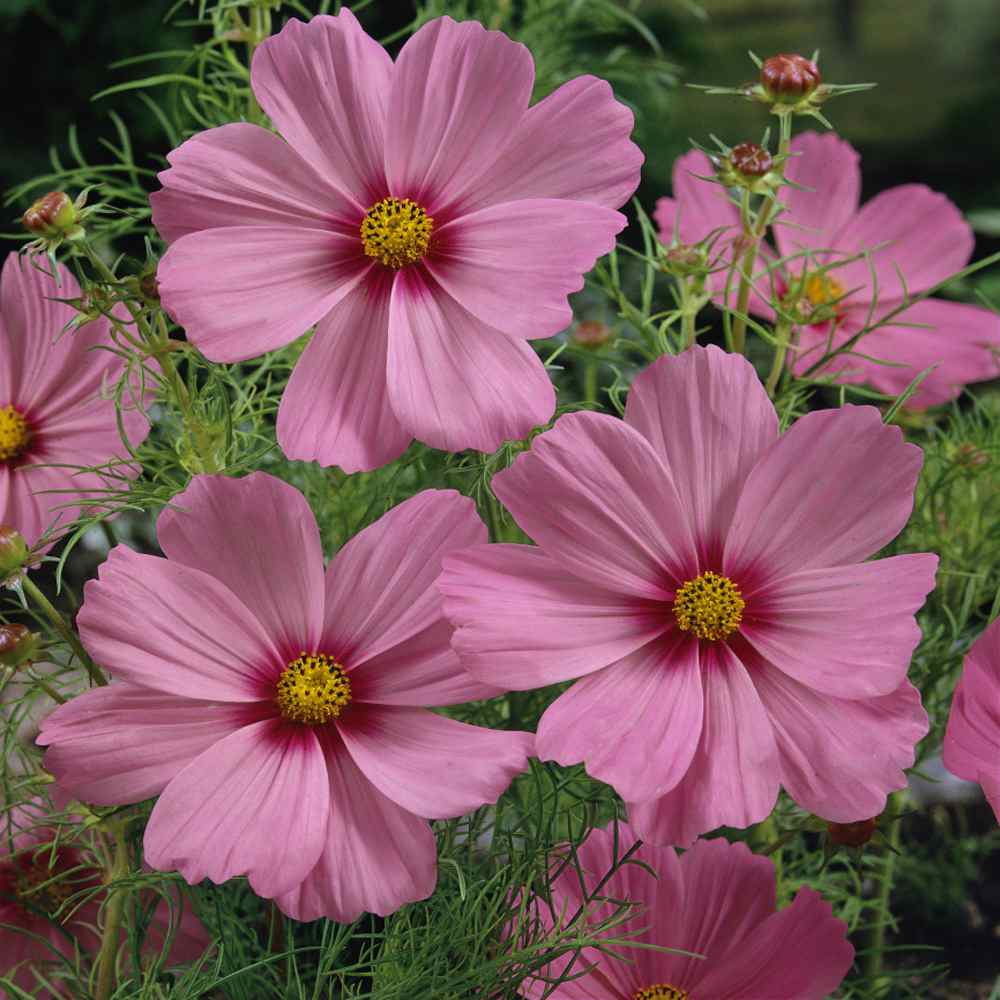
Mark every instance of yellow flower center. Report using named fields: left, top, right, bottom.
left=0, top=405, right=30, bottom=462
left=804, top=272, right=845, bottom=308
left=633, top=986, right=690, bottom=1000
left=672, top=571, right=745, bottom=642
left=361, top=197, right=434, bottom=269
left=15, top=856, right=73, bottom=918
left=275, top=652, right=352, bottom=725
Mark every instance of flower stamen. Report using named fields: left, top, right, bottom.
left=361, top=197, right=433, bottom=269
left=672, top=571, right=745, bottom=641
left=804, top=272, right=845, bottom=308
left=276, top=652, right=352, bottom=725
left=0, top=405, right=30, bottom=462
left=633, top=986, right=690, bottom=1000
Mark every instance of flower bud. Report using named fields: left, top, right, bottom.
left=661, top=244, right=708, bottom=278
left=571, top=320, right=613, bottom=351
left=139, top=270, right=160, bottom=303
left=0, top=624, right=41, bottom=668
left=0, top=525, right=28, bottom=582
left=826, top=817, right=877, bottom=848
left=729, top=142, right=773, bottom=177
left=761, top=54, right=821, bottom=100
left=22, top=191, right=80, bottom=239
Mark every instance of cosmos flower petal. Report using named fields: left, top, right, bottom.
left=337, top=704, right=532, bottom=818
left=386, top=269, right=555, bottom=453
left=725, top=405, right=924, bottom=579
left=627, top=644, right=780, bottom=846
left=754, top=669, right=928, bottom=822
left=624, top=346, right=779, bottom=563
left=323, top=490, right=486, bottom=668
left=157, top=472, right=326, bottom=656
left=274, top=729, right=437, bottom=922
left=77, top=545, right=282, bottom=700
left=277, top=272, right=412, bottom=472
left=346, top=617, right=505, bottom=707
left=0, top=463, right=83, bottom=549
left=250, top=9, right=391, bottom=208
left=460, top=74, right=642, bottom=212
left=37, top=683, right=266, bottom=806
left=144, top=718, right=329, bottom=899
left=774, top=131, right=861, bottom=261
left=427, top=198, right=625, bottom=340
left=694, top=888, right=854, bottom=1000
left=829, top=183, right=974, bottom=306
left=802, top=298, right=1000, bottom=409
left=158, top=226, right=371, bottom=363
left=493, top=411, right=698, bottom=599
left=385, top=15, right=534, bottom=216
left=742, top=554, right=938, bottom=698
left=535, top=632, right=703, bottom=802
left=944, top=616, right=1000, bottom=821
left=150, top=122, right=357, bottom=245
left=439, top=542, right=670, bottom=689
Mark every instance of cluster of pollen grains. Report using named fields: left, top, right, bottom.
left=672, top=571, right=745, bottom=642
left=275, top=652, right=352, bottom=725
left=804, top=272, right=845, bottom=309
left=632, top=986, right=690, bottom=1000
left=360, top=197, right=434, bottom=270
left=15, top=857, right=72, bottom=917
left=0, top=405, right=30, bottom=462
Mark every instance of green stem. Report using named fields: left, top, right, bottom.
left=730, top=114, right=794, bottom=356
left=95, top=824, right=129, bottom=1000
left=20, top=577, right=106, bottom=687
left=764, top=319, right=792, bottom=396
left=583, top=357, right=599, bottom=407
left=865, top=790, right=905, bottom=984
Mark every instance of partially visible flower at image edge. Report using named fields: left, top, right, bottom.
left=0, top=252, right=150, bottom=548
left=0, top=798, right=208, bottom=998
left=151, top=8, right=642, bottom=472
left=943, top=614, right=1000, bottom=820
left=654, top=132, right=1000, bottom=407
left=441, top=345, right=935, bottom=845
left=38, top=472, right=533, bottom=921
left=521, top=822, right=853, bottom=1000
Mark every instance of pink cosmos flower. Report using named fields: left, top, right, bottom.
left=0, top=253, right=150, bottom=547
left=521, top=822, right=853, bottom=1000
left=441, top=345, right=935, bottom=845
left=1, top=799, right=208, bottom=998
left=943, top=616, right=1000, bottom=820
left=38, top=472, right=533, bottom=921
left=151, top=9, right=642, bottom=472
left=654, top=133, right=1000, bottom=407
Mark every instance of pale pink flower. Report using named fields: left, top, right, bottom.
left=441, top=346, right=935, bottom=845
left=0, top=253, right=149, bottom=547
left=655, top=133, right=1000, bottom=407
left=38, top=472, right=532, bottom=921
left=1, top=799, right=208, bottom=998
left=521, top=822, right=853, bottom=1000
left=943, top=616, right=1000, bottom=819
left=151, top=9, right=641, bottom=472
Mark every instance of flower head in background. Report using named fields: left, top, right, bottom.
left=943, top=615, right=1000, bottom=819
left=442, top=346, right=935, bottom=845
left=655, top=133, right=1000, bottom=407
left=152, top=9, right=642, bottom=472
left=39, top=473, right=533, bottom=921
left=522, top=823, right=853, bottom=1000
left=0, top=799, right=208, bottom=998
left=0, top=253, right=150, bottom=548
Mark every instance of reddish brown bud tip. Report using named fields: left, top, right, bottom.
left=729, top=142, right=773, bottom=177
left=827, top=817, right=877, bottom=848
left=761, top=54, right=821, bottom=100
left=139, top=271, right=160, bottom=302
left=22, top=191, right=78, bottom=238
left=572, top=320, right=613, bottom=350
left=0, top=525, right=28, bottom=579
left=0, top=623, right=40, bottom=668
